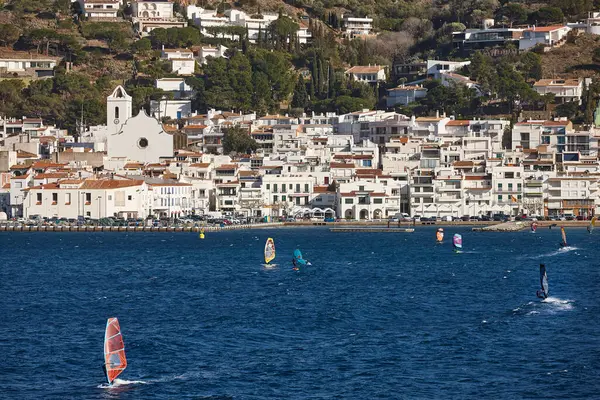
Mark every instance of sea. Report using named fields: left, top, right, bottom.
left=1, top=226, right=599, bottom=399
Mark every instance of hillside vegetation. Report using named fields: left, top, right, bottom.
left=0, top=0, right=599, bottom=135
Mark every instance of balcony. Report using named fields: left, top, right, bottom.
left=438, top=196, right=461, bottom=202
left=437, top=186, right=461, bottom=192
left=525, top=181, right=543, bottom=187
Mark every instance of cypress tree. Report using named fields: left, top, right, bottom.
left=311, top=56, right=319, bottom=97
left=328, top=61, right=335, bottom=99
left=317, top=57, right=325, bottom=97
left=291, top=75, right=309, bottom=109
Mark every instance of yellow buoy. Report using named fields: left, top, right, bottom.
left=199, top=229, right=205, bottom=239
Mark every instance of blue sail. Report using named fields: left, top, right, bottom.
left=293, top=249, right=308, bottom=266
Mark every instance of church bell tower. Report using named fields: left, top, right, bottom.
left=106, top=86, right=132, bottom=134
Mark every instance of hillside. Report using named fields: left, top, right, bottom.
left=0, top=0, right=599, bottom=134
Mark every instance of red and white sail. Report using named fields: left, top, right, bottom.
left=104, top=317, right=127, bottom=384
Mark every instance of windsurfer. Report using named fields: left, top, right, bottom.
left=537, top=264, right=549, bottom=299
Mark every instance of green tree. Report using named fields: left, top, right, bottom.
left=131, top=37, right=152, bottom=54
left=529, top=7, right=565, bottom=25
left=469, top=52, right=496, bottom=95
left=222, top=126, right=258, bottom=154
left=0, top=79, right=25, bottom=116
left=495, top=3, right=528, bottom=27
left=519, top=52, right=543, bottom=81
left=0, top=24, right=20, bottom=47
left=228, top=52, right=254, bottom=111
left=555, top=101, right=580, bottom=119
left=291, top=76, right=309, bottom=109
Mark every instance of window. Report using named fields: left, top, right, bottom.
left=273, top=195, right=278, bottom=202
left=65, top=193, right=71, bottom=204
left=517, top=183, right=522, bottom=191
left=108, top=195, right=112, bottom=200
left=266, top=184, right=270, bottom=190
left=85, top=193, right=91, bottom=204
left=273, top=184, right=278, bottom=193
left=498, top=195, right=502, bottom=202
left=359, top=186, right=365, bottom=191
left=345, top=198, right=353, bottom=204
left=86, top=211, right=91, bottom=217
left=282, top=185, right=286, bottom=193
left=128, top=195, right=132, bottom=201
left=508, top=183, right=513, bottom=191
left=304, top=184, right=309, bottom=193
left=37, top=193, right=42, bottom=204
left=138, top=138, right=148, bottom=148
left=374, top=198, right=383, bottom=204
left=52, top=193, right=58, bottom=204
left=114, top=106, right=119, bottom=119
left=497, top=183, right=502, bottom=191
left=282, top=195, right=286, bottom=202
left=296, top=184, right=300, bottom=192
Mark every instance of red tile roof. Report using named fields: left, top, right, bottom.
left=80, top=179, right=144, bottom=189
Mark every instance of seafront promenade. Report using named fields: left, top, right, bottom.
left=0, top=220, right=592, bottom=233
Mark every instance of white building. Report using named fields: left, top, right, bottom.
left=519, top=25, right=570, bottom=50
left=148, top=181, right=192, bottom=218
left=426, top=60, right=471, bottom=80
left=161, top=48, right=195, bottom=75
left=0, top=53, right=58, bottom=79
left=187, top=6, right=279, bottom=42
left=586, top=12, right=600, bottom=35
left=106, top=86, right=174, bottom=163
left=345, top=65, right=386, bottom=83
left=386, top=85, right=427, bottom=107
left=155, top=78, right=194, bottom=99
left=337, top=180, right=388, bottom=220
left=342, top=16, right=373, bottom=37
left=533, top=78, right=584, bottom=104
left=131, top=0, right=186, bottom=36
left=197, top=45, right=228, bottom=65
left=77, top=0, right=121, bottom=19
left=23, top=178, right=149, bottom=219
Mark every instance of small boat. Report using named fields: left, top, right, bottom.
left=436, top=228, right=444, bottom=243
left=453, top=233, right=462, bottom=253
left=536, top=264, right=549, bottom=299
left=559, top=227, right=568, bottom=248
left=530, top=222, right=537, bottom=233
left=103, top=317, right=127, bottom=385
left=292, top=249, right=310, bottom=269
left=264, top=238, right=276, bottom=264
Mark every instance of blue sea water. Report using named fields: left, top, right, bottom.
left=1, top=227, right=599, bottom=399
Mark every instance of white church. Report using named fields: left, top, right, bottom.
left=105, top=86, right=175, bottom=164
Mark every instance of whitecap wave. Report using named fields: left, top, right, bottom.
left=97, top=378, right=148, bottom=388
left=542, top=296, right=574, bottom=310
left=532, top=246, right=579, bottom=258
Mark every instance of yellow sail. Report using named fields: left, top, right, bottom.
left=264, top=238, right=275, bottom=264
left=592, top=217, right=597, bottom=227
left=561, top=227, right=567, bottom=246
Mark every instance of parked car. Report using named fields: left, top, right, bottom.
left=412, top=215, right=421, bottom=222
left=324, top=217, right=335, bottom=222
left=461, top=215, right=470, bottom=221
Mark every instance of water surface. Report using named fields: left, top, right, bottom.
left=1, top=227, right=598, bottom=399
